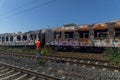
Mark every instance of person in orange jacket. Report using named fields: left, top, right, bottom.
left=35, top=39, right=41, bottom=60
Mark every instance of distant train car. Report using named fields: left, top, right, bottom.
left=0, top=30, right=40, bottom=46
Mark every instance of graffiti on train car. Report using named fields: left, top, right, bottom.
left=1, top=20, right=120, bottom=52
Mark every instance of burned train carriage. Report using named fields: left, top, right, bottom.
left=0, top=20, right=120, bottom=52
left=45, top=21, right=120, bottom=52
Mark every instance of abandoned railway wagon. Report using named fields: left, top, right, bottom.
left=0, top=30, right=46, bottom=47
left=45, top=20, right=120, bottom=52
left=0, top=20, right=120, bottom=52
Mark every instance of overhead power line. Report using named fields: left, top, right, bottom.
left=0, top=0, right=56, bottom=20
left=0, top=0, right=38, bottom=16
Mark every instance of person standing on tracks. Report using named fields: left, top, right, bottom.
left=35, top=39, right=42, bottom=63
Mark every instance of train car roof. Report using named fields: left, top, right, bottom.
left=78, top=25, right=89, bottom=31
left=93, top=24, right=108, bottom=30
left=115, top=21, right=120, bottom=28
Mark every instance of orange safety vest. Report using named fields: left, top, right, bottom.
left=35, top=40, right=41, bottom=50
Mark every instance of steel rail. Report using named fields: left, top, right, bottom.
left=0, top=62, right=61, bottom=80
left=0, top=52, right=119, bottom=72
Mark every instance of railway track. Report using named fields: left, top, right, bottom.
left=42, top=56, right=120, bottom=72
left=0, top=62, right=61, bottom=80
left=0, top=52, right=119, bottom=72
left=0, top=52, right=120, bottom=80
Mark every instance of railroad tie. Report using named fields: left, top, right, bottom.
left=14, top=74, right=28, bottom=80
left=0, top=66, right=4, bottom=70
left=28, top=76, right=36, bottom=80
left=0, top=72, right=21, bottom=80
left=0, top=68, right=9, bottom=73
left=0, top=70, right=14, bottom=77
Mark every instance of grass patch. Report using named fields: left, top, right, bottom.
left=0, top=46, right=55, bottom=55
left=104, top=47, right=120, bottom=66
left=0, top=46, right=36, bottom=54
left=41, top=48, right=55, bottom=55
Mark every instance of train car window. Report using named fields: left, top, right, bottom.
left=23, top=35, right=27, bottom=40
left=115, top=28, right=120, bottom=37
left=30, top=34, right=36, bottom=40
left=17, top=35, right=21, bottom=41
left=6, top=36, right=8, bottom=41
left=94, top=30, right=108, bottom=38
left=10, top=36, right=13, bottom=41
left=99, top=32, right=107, bottom=38
left=85, top=33, right=89, bottom=38
left=2, top=37, right=4, bottom=42
left=115, top=33, right=120, bottom=37
left=79, top=31, right=89, bottom=38
left=65, top=32, right=74, bottom=38
left=30, top=34, right=33, bottom=40
left=79, top=33, right=83, bottom=38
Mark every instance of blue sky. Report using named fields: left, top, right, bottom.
left=0, top=0, right=119, bottom=33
